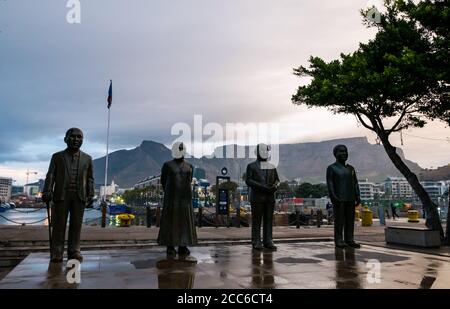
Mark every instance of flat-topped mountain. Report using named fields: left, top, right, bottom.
left=93, top=137, right=424, bottom=187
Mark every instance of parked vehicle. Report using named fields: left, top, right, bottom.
left=0, top=203, right=11, bottom=212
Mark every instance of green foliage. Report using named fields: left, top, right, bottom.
left=292, top=0, right=449, bottom=132
left=122, top=185, right=161, bottom=205
left=277, top=181, right=293, bottom=193
left=395, top=0, right=450, bottom=124
left=210, top=181, right=238, bottom=197
left=294, top=183, right=328, bottom=198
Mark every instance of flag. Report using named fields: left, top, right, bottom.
left=107, top=80, right=112, bottom=109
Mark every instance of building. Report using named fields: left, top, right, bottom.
left=100, top=180, right=119, bottom=198
left=11, top=185, right=24, bottom=195
left=286, top=179, right=301, bottom=190
left=134, top=174, right=161, bottom=189
left=358, top=179, right=375, bottom=200
left=384, top=177, right=413, bottom=199
left=24, top=179, right=44, bottom=197
left=373, top=183, right=385, bottom=197
left=0, top=177, right=13, bottom=202
left=413, top=181, right=448, bottom=205
left=193, top=167, right=206, bottom=181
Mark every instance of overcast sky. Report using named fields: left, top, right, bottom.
left=1, top=0, right=449, bottom=185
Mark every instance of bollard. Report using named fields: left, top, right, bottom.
left=407, top=210, right=420, bottom=223
left=198, top=207, right=203, bottom=228
left=355, top=209, right=360, bottom=221
left=296, top=210, right=300, bottom=229
left=378, top=207, right=386, bottom=225
left=146, top=206, right=151, bottom=228
left=156, top=206, right=161, bottom=227
left=101, top=201, right=107, bottom=228
left=236, top=206, right=241, bottom=228
left=317, top=210, right=322, bottom=228
left=361, top=207, right=373, bottom=226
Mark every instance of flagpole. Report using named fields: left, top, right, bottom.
left=104, top=107, right=110, bottom=202
left=104, top=80, right=112, bottom=202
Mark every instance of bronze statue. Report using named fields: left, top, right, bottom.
left=326, top=145, right=361, bottom=248
left=245, top=144, right=279, bottom=250
left=157, top=142, right=198, bottom=256
left=42, top=128, right=94, bottom=262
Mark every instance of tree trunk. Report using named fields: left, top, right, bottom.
left=446, top=195, right=450, bottom=245
left=377, top=132, right=444, bottom=239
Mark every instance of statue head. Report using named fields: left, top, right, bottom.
left=256, top=143, right=270, bottom=162
left=333, top=144, right=348, bottom=163
left=171, top=141, right=186, bottom=159
left=64, top=128, right=83, bottom=151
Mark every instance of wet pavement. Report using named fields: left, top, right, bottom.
left=1, top=242, right=449, bottom=289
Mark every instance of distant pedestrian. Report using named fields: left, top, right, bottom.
left=326, top=202, right=333, bottom=223
left=391, top=203, right=400, bottom=220
left=385, top=208, right=391, bottom=219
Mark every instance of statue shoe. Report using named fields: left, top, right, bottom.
left=345, top=241, right=361, bottom=249
left=335, top=241, right=347, bottom=248
left=264, top=243, right=277, bottom=251
left=68, top=252, right=83, bottom=263
left=178, top=246, right=190, bottom=256
left=167, top=246, right=177, bottom=256
left=252, top=242, right=264, bottom=250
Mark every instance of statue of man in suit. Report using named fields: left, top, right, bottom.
left=326, top=145, right=361, bottom=248
left=42, top=128, right=95, bottom=262
left=245, top=144, right=280, bottom=250
left=157, top=142, right=198, bottom=256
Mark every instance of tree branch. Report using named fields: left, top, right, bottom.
left=355, top=112, right=374, bottom=131
left=375, top=115, right=386, bottom=133
left=387, top=102, right=416, bottom=134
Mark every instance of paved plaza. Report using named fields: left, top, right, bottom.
left=1, top=242, right=449, bottom=289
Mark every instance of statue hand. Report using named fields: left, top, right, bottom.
left=42, top=192, right=53, bottom=203
left=262, top=185, right=274, bottom=193
left=331, top=196, right=340, bottom=205
left=268, top=184, right=277, bottom=193
left=86, top=198, right=94, bottom=208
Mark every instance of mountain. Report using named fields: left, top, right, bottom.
left=93, top=137, right=424, bottom=188
left=419, top=164, right=450, bottom=181
left=94, top=140, right=172, bottom=188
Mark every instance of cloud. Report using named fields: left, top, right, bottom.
left=0, top=0, right=449, bottom=183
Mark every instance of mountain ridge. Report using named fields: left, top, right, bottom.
left=93, top=136, right=426, bottom=188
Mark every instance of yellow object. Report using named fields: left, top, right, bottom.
left=407, top=210, right=420, bottom=223
left=117, top=214, right=135, bottom=227
left=361, top=207, right=373, bottom=226
left=355, top=209, right=360, bottom=221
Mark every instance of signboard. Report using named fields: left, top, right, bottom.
left=217, top=188, right=229, bottom=215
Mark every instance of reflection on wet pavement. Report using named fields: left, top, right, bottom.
left=1, top=242, right=450, bottom=289
left=156, top=257, right=197, bottom=289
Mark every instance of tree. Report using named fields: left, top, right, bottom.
left=292, top=0, right=447, bottom=237
left=394, top=0, right=450, bottom=243
left=391, top=0, right=449, bottom=125
left=210, top=181, right=239, bottom=198
left=295, top=183, right=329, bottom=198
left=278, top=181, right=293, bottom=193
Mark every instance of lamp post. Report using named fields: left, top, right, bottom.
left=25, top=170, right=38, bottom=197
